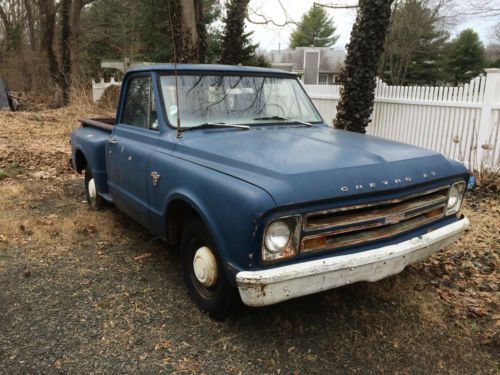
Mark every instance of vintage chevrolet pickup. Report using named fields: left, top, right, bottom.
left=71, top=64, right=470, bottom=319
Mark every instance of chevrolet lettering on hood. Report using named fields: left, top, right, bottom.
left=339, top=171, right=437, bottom=192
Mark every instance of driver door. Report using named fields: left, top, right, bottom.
left=107, top=74, right=159, bottom=229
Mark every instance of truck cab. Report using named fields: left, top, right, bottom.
left=71, top=64, right=470, bottom=319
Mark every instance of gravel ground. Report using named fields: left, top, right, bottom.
left=0, top=108, right=498, bottom=374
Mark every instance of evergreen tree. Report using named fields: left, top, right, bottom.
left=219, top=0, right=250, bottom=65
left=289, top=5, right=338, bottom=49
left=446, top=29, right=486, bottom=84
left=380, top=0, right=450, bottom=85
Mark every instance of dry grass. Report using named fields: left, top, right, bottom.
left=0, top=105, right=498, bottom=373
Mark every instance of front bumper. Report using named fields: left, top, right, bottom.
left=236, top=217, right=470, bottom=306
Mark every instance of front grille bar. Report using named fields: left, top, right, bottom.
left=301, top=186, right=449, bottom=253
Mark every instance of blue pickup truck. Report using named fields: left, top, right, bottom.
left=71, top=64, right=470, bottom=319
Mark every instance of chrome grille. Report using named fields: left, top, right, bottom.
left=301, top=186, right=449, bottom=253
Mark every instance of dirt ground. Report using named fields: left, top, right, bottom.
left=0, top=106, right=498, bottom=374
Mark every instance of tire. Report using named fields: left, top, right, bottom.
left=85, top=169, right=103, bottom=210
left=181, top=218, right=238, bottom=320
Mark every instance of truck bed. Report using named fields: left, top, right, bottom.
left=80, top=118, right=115, bottom=132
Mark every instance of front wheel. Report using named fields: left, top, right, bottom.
left=84, top=169, right=103, bottom=210
left=181, top=218, right=238, bottom=320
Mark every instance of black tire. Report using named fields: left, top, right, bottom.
left=84, top=169, right=103, bottom=210
left=181, top=218, right=238, bottom=320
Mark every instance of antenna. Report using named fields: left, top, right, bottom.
left=166, top=0, right=182, bottom=139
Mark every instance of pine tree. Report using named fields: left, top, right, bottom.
left=289, top=5, right=338, bottom=49
left=446, top=29, right=486, bottom=84
left=219, top=0, right=250, bottom=65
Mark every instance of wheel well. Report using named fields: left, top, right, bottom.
left=74, top=150, right=87, bottom=173
left=166, top=199, right=201, bottom=246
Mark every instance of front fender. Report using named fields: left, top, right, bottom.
left=147, top=155, right=276, bottom=284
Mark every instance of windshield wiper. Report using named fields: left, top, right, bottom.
left=252, top=116, right=312, bottom=126
left=181, top=122, right=250, bottom=131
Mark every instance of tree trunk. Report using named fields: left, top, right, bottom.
left=23, top=0, right=36, bottom=51
left=60, top=0, right=72, bottom=105
left=181, top=0, right=198, bottom=48
left=194, top=0, right=206, bottom=63
left=39, top=0, right=73, bottom=106
left=0, top=5, right=13, bottom=53
left=335, top=0, right=394, bottom=133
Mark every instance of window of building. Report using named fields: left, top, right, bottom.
left=318, top=74, right=328, bottom=85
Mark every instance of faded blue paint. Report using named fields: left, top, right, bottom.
left=70, top=64, right=470, bottom=287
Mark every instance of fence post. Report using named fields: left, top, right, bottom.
left=477, top=69, right=500, bottom=169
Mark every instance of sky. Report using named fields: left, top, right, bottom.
left=245, top=0, right=499, bottom=52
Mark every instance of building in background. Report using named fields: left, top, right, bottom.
left=266, top=47, right=346, bottom=85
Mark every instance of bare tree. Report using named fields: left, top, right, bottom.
left=23, top=0, right=36, bottom=51
left=380, top=0, right=451, bottom=84
left=246, top=0, right=299, bottom=27
left=460, top=0, right=500, bottom=17
left=38, top=0, right=73, bottom=105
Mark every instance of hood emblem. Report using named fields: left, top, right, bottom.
left=340, top=171, right=436, bottom=192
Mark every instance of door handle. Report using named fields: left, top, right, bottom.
left=108, top=138, right=118, bottom=144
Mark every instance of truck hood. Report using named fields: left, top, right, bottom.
left=173, top=125, right=467, bottom=206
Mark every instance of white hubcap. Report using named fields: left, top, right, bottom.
left=193, top=246, right=218, bottom=287
left=88, top=178, right=97, bottom=200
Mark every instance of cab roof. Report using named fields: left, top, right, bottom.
left=126, top=63, right=297, bottom=77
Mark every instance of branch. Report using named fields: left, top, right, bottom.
left=0, top=5, right=10, bottom=29
left=246, top=0, right=298, bottom=27
left=314, top=2, right=359, bottom=9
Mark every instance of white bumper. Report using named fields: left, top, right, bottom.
left=236, top=217, right=470, bottom=307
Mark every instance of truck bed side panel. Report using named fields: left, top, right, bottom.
left=71, top=127, right=110, bottom=195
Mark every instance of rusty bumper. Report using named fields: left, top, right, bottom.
left=236, top=217, right=470, bottom=307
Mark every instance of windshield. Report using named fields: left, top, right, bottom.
left=159, top=74, right=322, bottom=128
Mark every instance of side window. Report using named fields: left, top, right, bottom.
left=122, top=76, right=159, bottom=131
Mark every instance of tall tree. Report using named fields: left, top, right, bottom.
left=335, top=0, right=394, bottom=134
left=446, top=28, right=486, bottom=84
left=380, top=0, right=450, bottom=85
left=289, top=5, right=338, bottom=49
left=22, top=0, right=36, bottom=51
left=38, top=0, right=73, bottom=105
left=219, top=0, right=250, bottom=65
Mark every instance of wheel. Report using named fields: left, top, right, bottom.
left=181, top=218, right=238, bottom=320
left=85, top=169, right=103, bottom=210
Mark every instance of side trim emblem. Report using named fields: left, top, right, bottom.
left=150, top=171, right=161, bottom=187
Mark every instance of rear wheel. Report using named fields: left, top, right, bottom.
left=181, top=218, right=238, bottom=320
left=85, top=169, right=103, bottom=210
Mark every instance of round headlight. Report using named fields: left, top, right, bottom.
left=264, top=220, right=291, bottom=254
left=446, top=182, right=465, bottom=215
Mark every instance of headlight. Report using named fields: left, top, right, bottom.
left=264, top=221, right=291, bottom=253
left=262, top=216, right=301, bottom=262
left=446, top=181, right=466, bottom=215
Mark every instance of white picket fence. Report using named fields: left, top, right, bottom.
left=92, top=77, right=121, bottom=102
left=304, top=68, right=500, bottom=171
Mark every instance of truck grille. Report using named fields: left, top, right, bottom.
left=301, top=186, right=449, bottom=253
